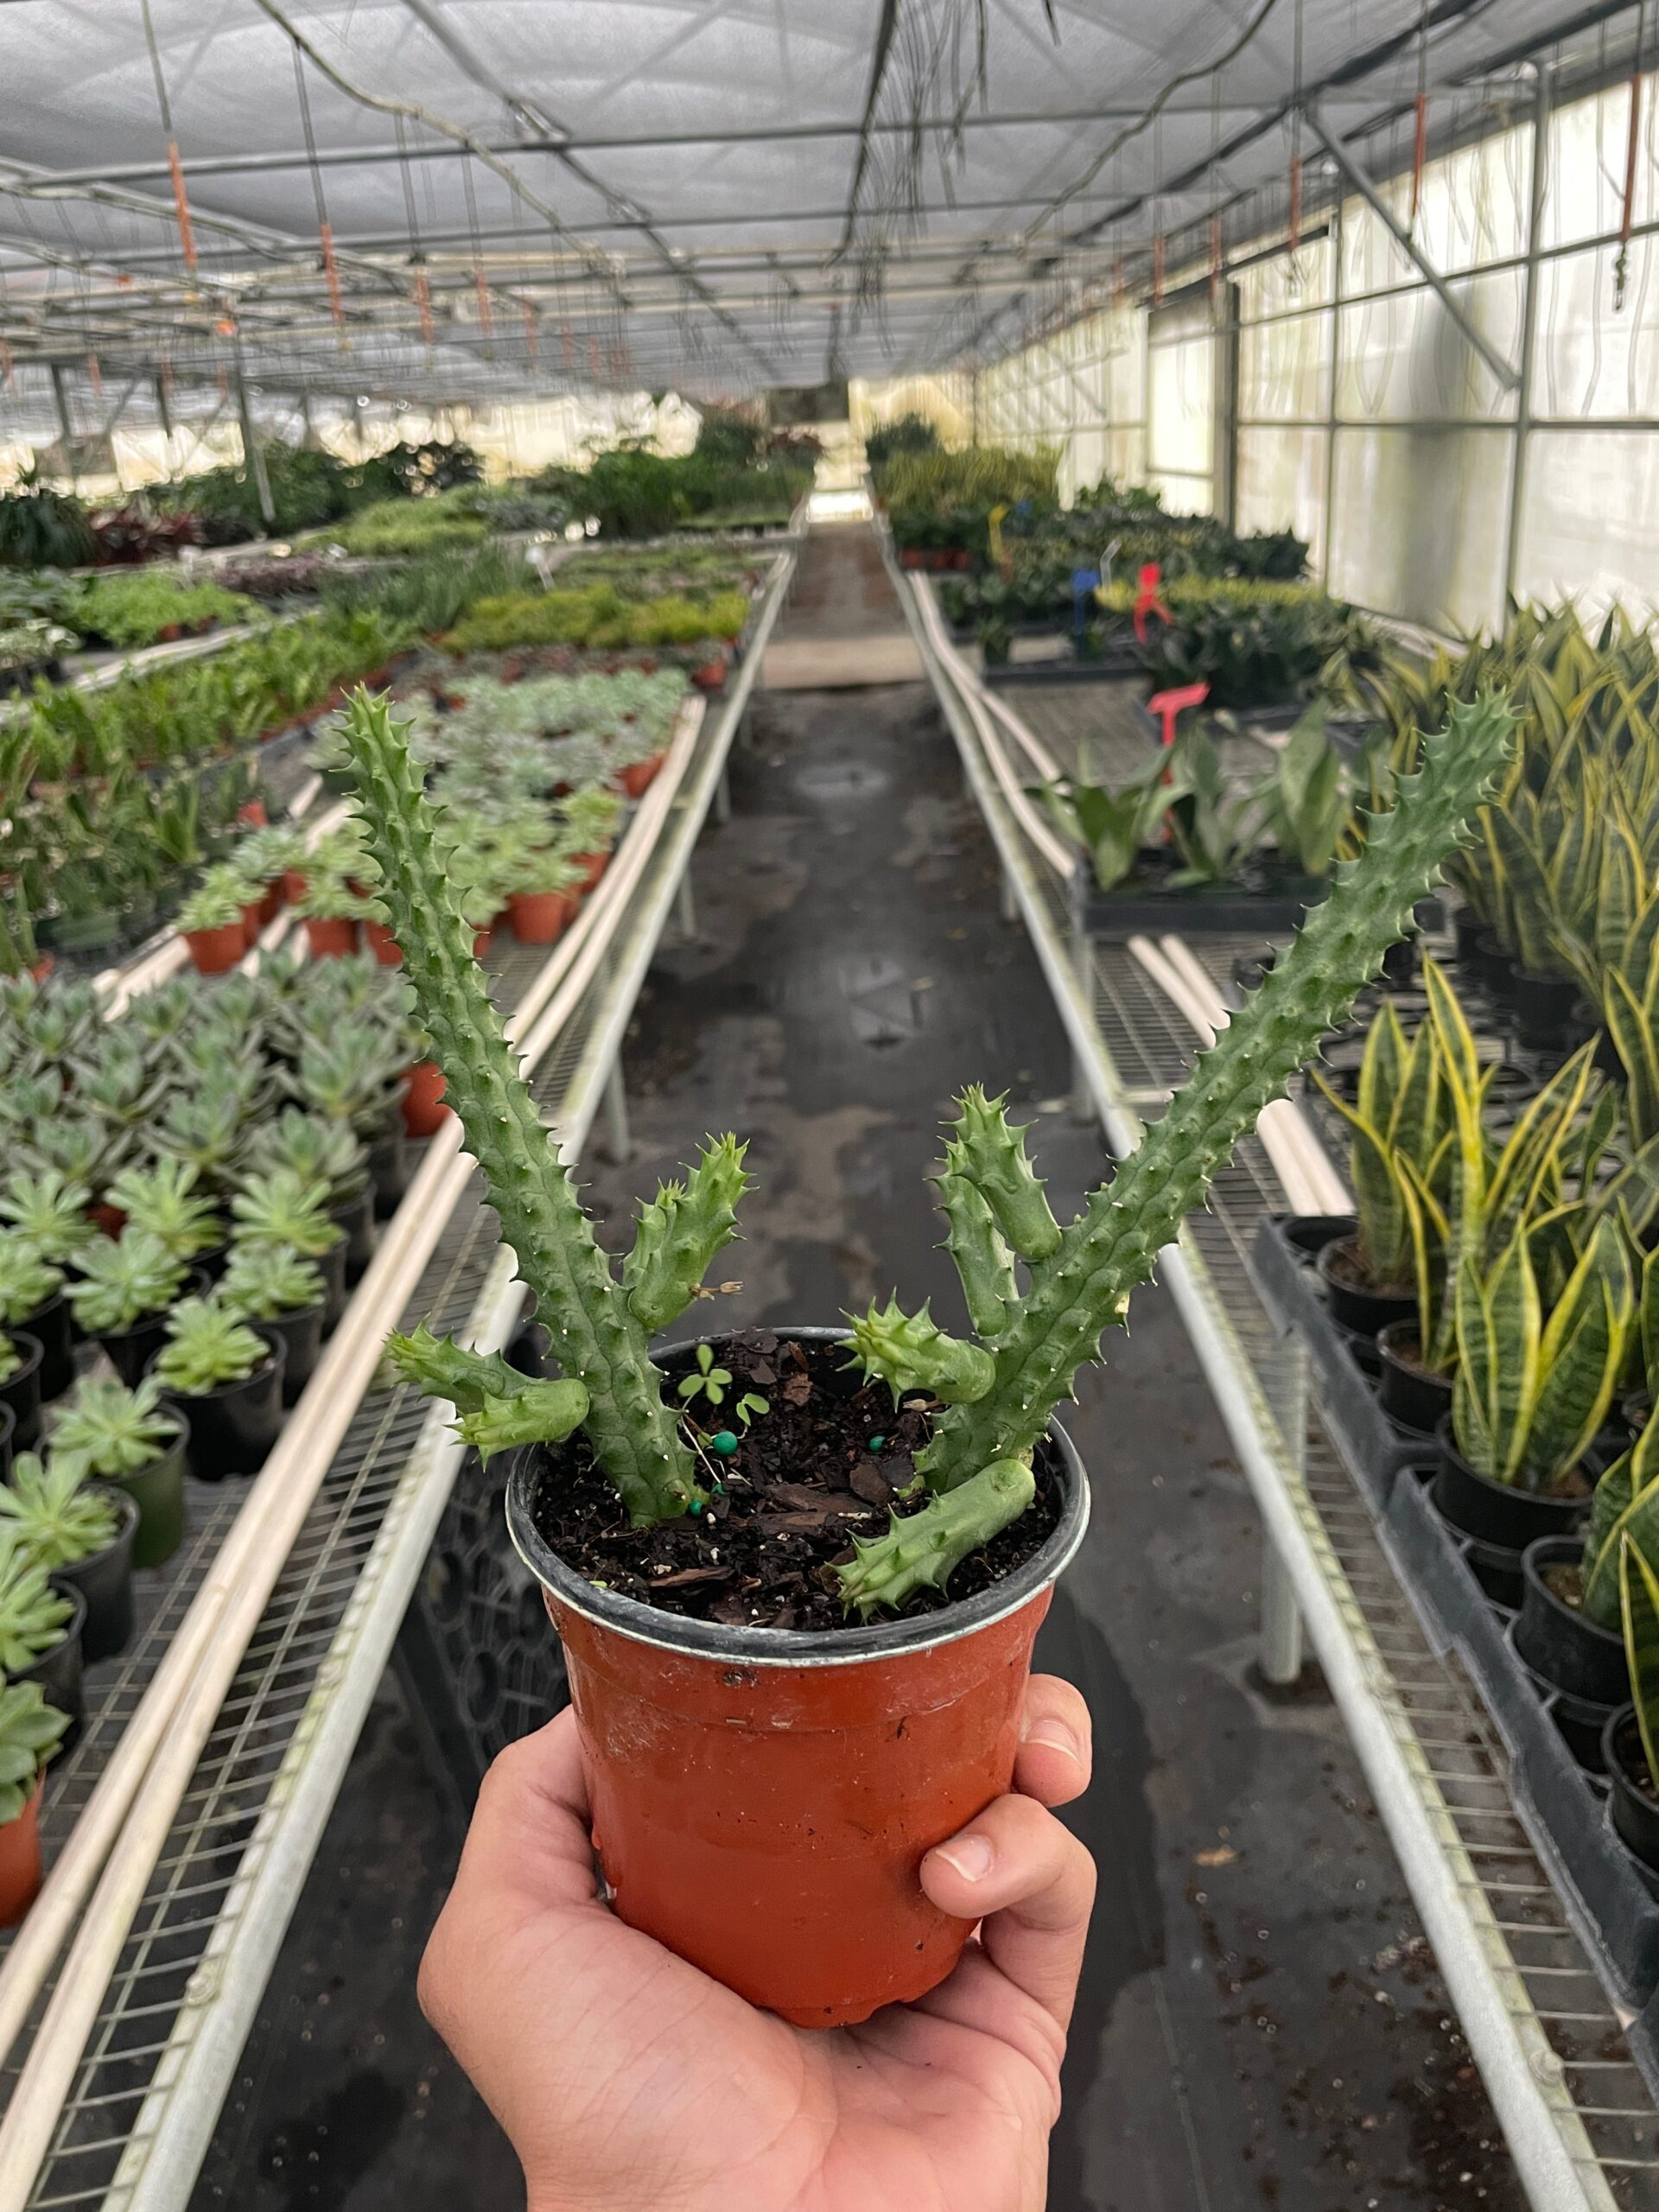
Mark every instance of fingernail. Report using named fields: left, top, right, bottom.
left=933, top=1833, right=995, bottom=1883
left=1024, top=1715, right=1085, bottom=1767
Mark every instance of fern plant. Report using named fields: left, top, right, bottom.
left=341, top=684, right=1512, bottom=1611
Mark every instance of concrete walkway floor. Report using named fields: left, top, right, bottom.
left=195, top=528, right=1526, bottom=2212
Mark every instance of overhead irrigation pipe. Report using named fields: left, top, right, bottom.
left=0, top=699, right=712, bottom=2195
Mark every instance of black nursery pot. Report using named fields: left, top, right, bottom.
left=1381, top=932, right=1417, bottom=987
left=368, top=1132, right=415, bottom=1220
left=1376, top=1322, right=1452, bottom=1435
left=51, top=1485, right=140, bottom=1663
left=317, top=1238, right=349, bottom=1331
left=1432, top=1416, right=1590, bottom=1549
left=1515, top=1536, right=1629, bottom=1707
left=330, top=1184, right=374, bottom=1280
left=111, top=1419, right=190, bottom=1570
left=0, top=1401, right=14, bottom=1485
left=1475, top=929, right=1520, bottom=1004
left=16, top=1582, right=86, bottom=1749
left=99, top=1270, right=209, bottom=1389
left=1315, top=1236, right=1415, bottom=1338
left=1452, top=905, right=1485, bottom=976
left=162, top=1327, right=287, bottom=1481
left=1605, top=1707, right=1659, bottom=1879
left=269, top=1301, right=326, bottom=1405
left=1507, top=964, right=1582, bottom=1053
left=22, top=1289, right=73, bottom=1402
left=0, top=1333, right=42, bottom=1452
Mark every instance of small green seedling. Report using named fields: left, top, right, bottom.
left=676, top=1343, right=768, bottom=1430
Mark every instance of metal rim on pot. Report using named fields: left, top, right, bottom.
left=506, top=1325, right=1091, bottom=1669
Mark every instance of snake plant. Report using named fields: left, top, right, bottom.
left=341, top=684, right=1512, bottom=1614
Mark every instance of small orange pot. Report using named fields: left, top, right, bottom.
left=237, top=798, right=269, bottom=829
left=303, top=915, right=359, bottom=959
left=506, top=889, right=577, bottom=944
left=87, top=1202, right=126, bottom=1240
left=259, top=881, right=283, bottom=925
left=401, top=1059, right=450, bottom=1139
left=618, top=752, right=665, bottom=799
left=240, top=900, right=264, bottom=950
left=506, top=1338, right=1089, bottom=2030
left=569, top=849, right=609, bottom=894
left=472, top=923, right=495, bottom=959
left=691, top=658, right=728, bottom=692
left=283, top=868, right=308, bottom=906
left=0, top=1785, right=43, bottom=1929
left=182, top=922, right=245, bottom=976
left=364, top=918, right=404, bottom=968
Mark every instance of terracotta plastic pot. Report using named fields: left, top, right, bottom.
left=258, top=881, right=283, bottom=925
left=400, top=1059, right=450, bottom=1141
left=506, top=1339, right=1090, bottom=2030
left=86, top=1202, right=126, bottom=1241
left=240, top=900, right=264, bottom=950
left=237, top=798, right=269, bottom=830
left=303, top=914, right=360, bottom=959
left=506, top=889, right=577, bottom=945
left=283, top=868, right=308, bottom=906
left=364, top=918, right=404, bottom=968
left=569, top=850, right=609, bottom=894
left=0, top=1787, right=43, bottom=1929
left=183, top=922, right=246, bottom=976
left=472, top=923, right=495, bottom=959
left=618, top=753, right=666, bottom=799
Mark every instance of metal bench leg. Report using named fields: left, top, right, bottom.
left=1259, top=1332, right=1309, bottom=1684
left=714, top=764, right=733, bottom=823
left=675, top=873, right=696, bottom=941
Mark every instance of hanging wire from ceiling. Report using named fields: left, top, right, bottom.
left=290, top=43, right=346, bottom=334
left=138, top=0, right=198, bottom=281
left=1616, top=0, right=1649, bottom=306
left=393, top=114, right=436, bottom=352
left=1408, top=0, right=1431, bottom=234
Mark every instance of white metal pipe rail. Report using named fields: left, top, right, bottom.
left=887, top=547, right=1625, bottom=2212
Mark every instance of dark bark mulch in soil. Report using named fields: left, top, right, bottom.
left=524, top=1329, right=1063, bottom=1632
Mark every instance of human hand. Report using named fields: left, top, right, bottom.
left=419, top=1675, right=1095, bottom=2212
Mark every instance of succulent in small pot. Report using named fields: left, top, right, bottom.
left=0, top=1168, right=94, bottom=1268
left=0, top=1235, right=70, bottom=1402
left=340, top=679, right=1512, bottom=2024
left=66, top=1229, right=193, bottom=1386
left=295, top=871, right=372, bottom=959
left=0, top=1682, right=70, bottom=1926
left=556, top=787, right=622, bottom=893
left=150, top=1297, right=284, bottom=1480
left=0, top=1452, right=136, bottom=1662
left=0, top=1538, right=82, bottom=1744
left=229, top=1168, right=346, bottom=1324
left=220, top=1243, right=327, bottom=1402
left=103, top=1158, right=224, bottom=1266
left=51, top=1373, right=188, bottom=1568
left=176, top=871, right=249, bottom=977
left=499, top=832, right=584, bottom=946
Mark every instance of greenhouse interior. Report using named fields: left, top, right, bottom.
left=13, top=3, right=1659, bottom=2209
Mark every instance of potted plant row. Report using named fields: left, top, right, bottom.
left=1049, top=709, right=1384, bottom=943
left=334, top=678, right=1508, bottom=2024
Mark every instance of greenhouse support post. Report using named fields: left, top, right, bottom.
left=1504, top=63, right=1553, bottom=610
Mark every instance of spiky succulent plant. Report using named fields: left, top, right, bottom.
left=341, top=686, right=1514, bottom=1613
